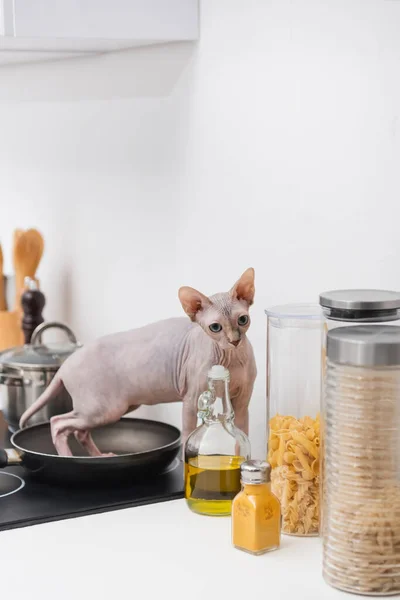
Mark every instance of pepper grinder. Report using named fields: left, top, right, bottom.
left=21, top=277, right=45, bottom=344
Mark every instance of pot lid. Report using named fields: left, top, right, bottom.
left=0, top=322, right=81, bottom=371
left=0, top=342, right=79, bottom=370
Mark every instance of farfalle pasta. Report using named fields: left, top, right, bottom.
left=268, top=413, right=320, bottom=535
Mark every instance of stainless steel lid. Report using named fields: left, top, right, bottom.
left=327, top=326, right=400, bottom=367
left=0, top=322, right=80, bottom=371
left=240, top=460, right=271, bottom=484
left=319, top=289, right=400, bottom=311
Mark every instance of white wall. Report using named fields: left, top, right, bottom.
left=0, top=0, right=400, bottom=458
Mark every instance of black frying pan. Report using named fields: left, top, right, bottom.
left=0, top=418, right=181, bottom=485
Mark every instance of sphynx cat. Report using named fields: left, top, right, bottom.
left=19, top=268, right=257, bottom=457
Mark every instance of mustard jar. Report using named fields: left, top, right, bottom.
left=232, top=460, right=281, bottom=555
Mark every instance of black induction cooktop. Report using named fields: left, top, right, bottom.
left=0, top=413, right=184, bottom=532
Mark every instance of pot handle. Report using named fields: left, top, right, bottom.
left=0, top=372, right=24, bottom=385
left=0, top=449, right=23, bottom=468
left=31, top=322, right=79, bottom=347
left=0, top=364, right=25, bottom=385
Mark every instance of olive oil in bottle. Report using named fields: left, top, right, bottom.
left=184, top=366, right=251, bottom=517
left=185, top=454, right=245, bottom=516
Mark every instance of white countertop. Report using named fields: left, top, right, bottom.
left=0, top=498, right=354, bottom=600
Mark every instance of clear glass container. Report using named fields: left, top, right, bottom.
left=323, top=325, right=400, bottom=596
left=265, top=304, right=323, bottom=536
left=184, top=365, right=251, bottom=517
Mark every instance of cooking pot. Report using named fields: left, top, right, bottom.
left=0, top=321, right=81, bottom=432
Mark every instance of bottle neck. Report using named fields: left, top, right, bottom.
left=199, top=377, right=234, bottom=424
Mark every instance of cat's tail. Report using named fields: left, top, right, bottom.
left=19, top=374, right=64, bottom=429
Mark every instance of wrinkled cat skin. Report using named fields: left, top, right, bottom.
left=19, top=269, right=257, bottom=457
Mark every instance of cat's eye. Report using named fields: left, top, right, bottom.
left=209, top=323, right=222, bottom=333
left=238, top=315, right=249, bottom=326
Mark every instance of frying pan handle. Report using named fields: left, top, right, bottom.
left=0, top=449, right=23, bottom=468
left=31, top=321, right=79, bottom=347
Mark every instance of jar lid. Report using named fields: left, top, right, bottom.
left=319, top=289, right=400, bottom=311
left=327, top=325, right=400, bottom=367
left=240, top=460, right=271, bottom=484
left=265, top=303, right=322, bottom=320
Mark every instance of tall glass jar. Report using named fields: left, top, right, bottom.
left=323, top=326, right=400, bottom=595
left=265, top=304, right=323, bottom=536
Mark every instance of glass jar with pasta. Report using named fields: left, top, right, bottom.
left=265, top=304, right=323, bottom=536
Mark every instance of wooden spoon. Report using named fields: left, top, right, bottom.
left=13, top=228, right=45, bottom=312
left=0, top=243, right=6, bottom=311
left=13, top=228, right=24, bottom=248
left=24, top=229, right=44, bottom=276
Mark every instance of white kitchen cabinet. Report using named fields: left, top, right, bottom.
left=0, top=0, right=198, bottom=65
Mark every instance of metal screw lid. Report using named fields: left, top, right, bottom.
left=327, top=325, right=400, bottom=367
left=240, top=460, right=271, bottom=484
left=319, top=289, right=400, bottom=311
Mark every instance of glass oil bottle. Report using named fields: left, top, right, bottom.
left=184, top=365, right=251, bottom=517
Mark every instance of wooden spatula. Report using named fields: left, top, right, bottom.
left=0, top=243, right=6, bottom=311
left=13, top=228, right=23, bottom=247
left=13, top=228, right=45, bottom=312
left=23, top=229, right=44, bottom=277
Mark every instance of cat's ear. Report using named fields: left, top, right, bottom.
left=230, top=268, right=255, bottom=306
left=178, top=286, right=212, bottom=321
